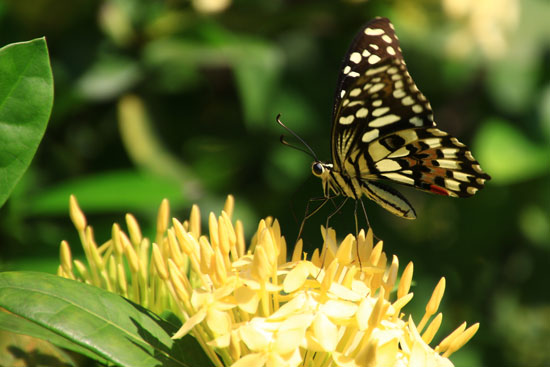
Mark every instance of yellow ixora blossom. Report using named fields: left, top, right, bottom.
left=60, top=195, right=478, bottom=367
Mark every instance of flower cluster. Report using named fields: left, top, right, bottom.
left=60, top=195, right=478, bottom=367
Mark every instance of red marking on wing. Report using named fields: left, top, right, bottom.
left=430, top=185, right=449, bottom=196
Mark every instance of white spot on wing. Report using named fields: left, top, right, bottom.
left=409, top=116, right=423, bottom=126
left=376, top=159, right=402, bottom=172
left=349, top=52, right=362, bottom=64
left=370, top=44, right=380, bottom=50
left=441, top=147, right=459, bottom=157
left=412, top=104, right=423, bottom=113
left=388, top=147, right=410, bottom=158
left=349, top=71, right=360, bottom=78
left=369, top=114, right=401, bottom=127
left=362, top=129, right=379, bottom=143
left=393, top=89, right=406, bottom=99
left=365, top=65, right=389, bottom=76
left=424, top=138, right=441, bottom=148
left=444, top=178, right=461, bottom=191
left=372, top=107, right=390, bottom=117
left=368, top=54, right=381, bottom=64
left=382, top=172, right=415, bottom=185
left=339, top=115, right=355, bottom=125
left=362, top=49, right=371, bottom=57
left=451, top=137, right=466, bottom=147
left=382, top=35, right=393, bottom=43
left=437, top=159, right=461, bottom=169
left=369, top=83, right=385, bottom=93
left=340, top=90, right=346, bottom=98
left=343, top=66, right=351, bottom=74
left=428, top=128, right=447, bottom=137
left=356, top=108, right=369, bottom=118
left=472, top=164, right=483, bottom=173
left=364, top=27, right=385, bottom=36
left=402, top=96, right=415, bottom=106
left=350, top=88, right=361, bottom=97
left=467, top=186, right=478, bottom=195
left=373, top=99, right=382, bottom=107
left=453, top=171, right=473, bottom=182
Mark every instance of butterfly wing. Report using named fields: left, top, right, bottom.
left=331, top=17, right=490, bottom=201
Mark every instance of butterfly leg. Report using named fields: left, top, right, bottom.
left=353, top=200, right=364, bottom=269
left=359, top=198, right=381, bottom=243
left=324, top=197, right=349, bottom=233
left=296, top=196, right=329, bottom=245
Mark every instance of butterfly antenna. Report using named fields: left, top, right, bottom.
left=276, top=114, right=319, bottom=161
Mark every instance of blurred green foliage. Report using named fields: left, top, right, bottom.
left=0, top=0, right=549, bottom=366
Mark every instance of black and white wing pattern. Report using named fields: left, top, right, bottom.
left=330, top=17, right=490, bottom=210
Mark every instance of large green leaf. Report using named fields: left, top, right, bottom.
left=0, top=38, right=53, bottom=208
left=0, top=272, right=210, bottom=367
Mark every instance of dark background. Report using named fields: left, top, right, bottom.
left=1, top=0, right=549, bottom=366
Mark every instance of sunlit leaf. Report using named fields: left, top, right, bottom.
left=0, top=272, right=209, bottom=367
left=0, top=38, right=53, bottom=208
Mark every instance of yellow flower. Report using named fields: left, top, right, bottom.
left=60, top=195, right=479, bottom=367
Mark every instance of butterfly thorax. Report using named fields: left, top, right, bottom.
left=312, top=161, right=363, bottom=199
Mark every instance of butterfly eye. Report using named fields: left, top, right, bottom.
left=312, top=162, right=324, bottom=176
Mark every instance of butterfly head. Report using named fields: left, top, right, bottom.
left=312, top=161, right=336, bottom=197
left=311, top=161, right=332, bottom=178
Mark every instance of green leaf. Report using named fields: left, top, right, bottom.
left=0, top=272, right=210, bottom=367
left=0, top=38, right=53, bottom=208
left=473, top=118, right=550, bottom=184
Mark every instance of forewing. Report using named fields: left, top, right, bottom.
left=331, top=17, right=490, bottom=198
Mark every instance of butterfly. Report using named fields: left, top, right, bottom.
left=279, top=17, right=490, bottom=222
